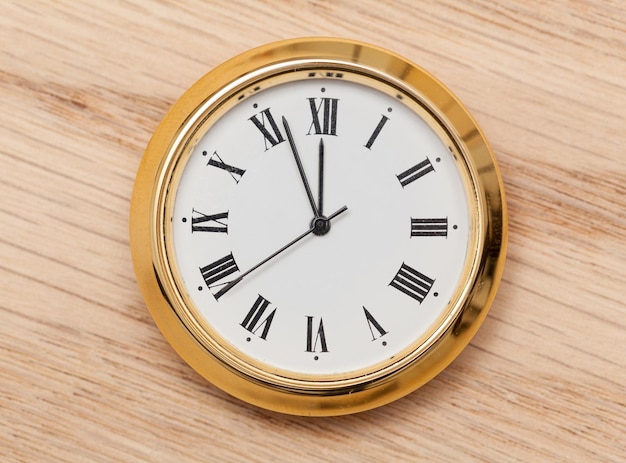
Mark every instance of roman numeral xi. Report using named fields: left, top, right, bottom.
left=249, top=107, right=285, bottom=151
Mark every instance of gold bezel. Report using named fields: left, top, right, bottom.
left=130, top=38, right=507, bottom=416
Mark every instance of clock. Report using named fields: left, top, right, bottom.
left=130, top=38, right=507, bottom=416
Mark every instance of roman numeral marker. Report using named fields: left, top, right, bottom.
left=206, top=151, right=246, bottom=183
left=191, top=209, right=228, bottom=233
left=249, top=107, right=285, bottom=150
left=364, top=114, right=390, bottom=149
left=397, top=158, right=434, bottom=187
left=389, top=263, right=435, bottom=304
left=363, top=307, right=388, bottom=341
left=410, top=217, right=448, bottom=237
left=241, top=295, right=276, bottom=340
left=307, top=97, right=339, bottom=135
left=305, top=316, right=328, bottom=353
left=199, top=253, right=239, bottom=300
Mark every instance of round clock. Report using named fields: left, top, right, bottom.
left=130, top=38, right=507, bottom=416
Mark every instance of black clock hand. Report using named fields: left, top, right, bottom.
left=214, top=205, right=348, bottom=299
left=282, top=116, right=320, bottom=217
left=318, top=138, right=324, bottom=216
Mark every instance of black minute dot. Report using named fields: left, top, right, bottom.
left=253, top=103, right=258, bottom=109
left=314, top=356, right=319, bottom=361
left=433, top=292, right=439, bottom=297
left=321, top=87, right=326, bottom=93
left=436, top=157, right=441, bottom=163
left=182, top=217, right=187, bottom=223
left=453, top=224, right=458, bottom=230
left=198, top=286, right=203, bottom=291
left=387, top=107, right=393, bottom=112
left=382, top=341, right=387, bottom=346
left=246, top=337, right=251, bottom=342
left=202, top=150, right=208, bottom=156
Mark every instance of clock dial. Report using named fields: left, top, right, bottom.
left=170, top=77, right=471, bottom=376
left=131, top=38, right=507, bottom=415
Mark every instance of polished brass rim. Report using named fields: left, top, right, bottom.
left=130, top=37, right=507, bottom=415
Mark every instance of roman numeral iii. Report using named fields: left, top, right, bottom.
left=191, top=209, right=228, bottom=233
left=397, top=158, right=434, bottom=187
left=241, top=295, right=276, bottom=340
left=389, top=263, right=435, bottom=304
left=249, top=107, right=285, bottom=150
left=410, top=217, right=448, bottom=237
left=307, top=97, right=339, bottom=135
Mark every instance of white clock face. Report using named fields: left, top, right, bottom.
left=170, top=76, right=471, bottom=376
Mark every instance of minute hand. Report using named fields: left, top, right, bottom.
left=214, top=205, right=348, bottom=299
left=282, top=116, right=319, bottom=217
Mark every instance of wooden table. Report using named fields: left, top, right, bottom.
left=2, top=1, right=624, bottom=461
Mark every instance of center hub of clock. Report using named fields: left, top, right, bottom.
left=311, top=216, right=331, bottom=236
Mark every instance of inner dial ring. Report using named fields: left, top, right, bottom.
left=162, top=66, right=480, bottom=388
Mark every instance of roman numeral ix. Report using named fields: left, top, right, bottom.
left=389, top=263, right=435, bottom=304
left=191, top=209, right=228, bottom=233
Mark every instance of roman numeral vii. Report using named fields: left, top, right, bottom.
left=241, top=295, right=276, bottom=340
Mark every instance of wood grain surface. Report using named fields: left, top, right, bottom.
left=1, top=1, right=624, bottom=461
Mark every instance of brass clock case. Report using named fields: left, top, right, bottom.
left=130, top=38, right=507, bottom=416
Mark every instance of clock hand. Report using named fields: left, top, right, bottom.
left=318, top=138, right=324, bottom=216
left=214, top=205, right=348, bottom=299
left=282, top=116, right=320, bottom=217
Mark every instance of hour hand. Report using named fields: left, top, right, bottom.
left=318, top=138, right=324, bottom=216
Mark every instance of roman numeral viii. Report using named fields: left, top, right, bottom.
left=249, top=107, right=285, bottom=151
left=397, top=158, right=434, bottom=187
left=241, top=295, right=276, bottom=340
left=191, top=209, right=228, bottom=233
left=307, top=97, right=339, bottom=135
left=389, top=263, right=435, bottom=304
left=199, top=253, right=239, bottom=300
left=305, top=316, right=328, bottom=353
